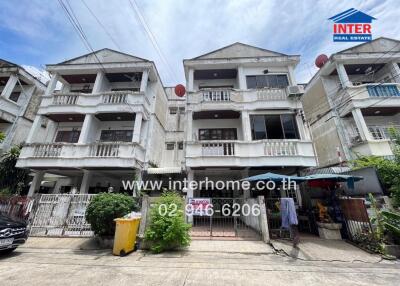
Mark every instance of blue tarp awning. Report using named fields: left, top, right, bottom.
left=241, top=172, right=306, bottom=183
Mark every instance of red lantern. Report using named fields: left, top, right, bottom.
left=315, top=54, right=328, bottom=68
left=174, top=84, right=186, bottom=97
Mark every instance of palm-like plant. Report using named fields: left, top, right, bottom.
left=0, top=145, right=30, bottom=194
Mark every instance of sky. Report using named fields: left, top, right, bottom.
left=0, top=0, right=399, bottom=86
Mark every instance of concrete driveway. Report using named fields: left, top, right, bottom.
left=0, top=237, right=399, bottom=286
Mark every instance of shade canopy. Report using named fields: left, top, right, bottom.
left=241, top=172, right=306, bottom=183
left=304, top=174, right=363, bottom=182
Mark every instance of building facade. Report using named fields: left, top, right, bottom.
left=16, top=49, right=168, bottom=196
left=302, top=37, right=400, bottom=167
left=0, top=59, right=46, bottom=154
left=183, top=43, right=316, bottom=198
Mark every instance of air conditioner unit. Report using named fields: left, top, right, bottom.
left=287, top=85, right=305, bottom=96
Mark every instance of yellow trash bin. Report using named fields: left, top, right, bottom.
left=113, top=218, right=141, bottom=256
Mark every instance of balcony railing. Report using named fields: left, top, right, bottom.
left=52, top=94, right=79, bottom=105
left=368, top=125, right=400, bottom=140
left=256, top=88, right=287, bottom=101
left=202, top=89, right=231, bottom=102
left=89, top=142, right=120, bottom=157
left=367, top=84, right=400, bottom=97
left=202, top=142, right=235, bottom=156
left=102, top=93, right=127, bottom=104
left=33, top=143, right=63, bottom=157
left=346, top=83, right=400, bottom=100
left=264, top=141, right=297, bottom=156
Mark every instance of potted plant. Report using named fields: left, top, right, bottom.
left=85, top=193, right=138, bottom=248
left=316, top=201, right=342, bottom=239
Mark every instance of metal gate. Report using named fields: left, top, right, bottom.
left=190, top=198, right=262, bottom=240
left=340, top=198, right=373, bottom=242
left=30, top=194, right=95, bottom=237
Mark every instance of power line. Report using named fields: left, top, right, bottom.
left=80, top=0, right=122, bottom=51
left=127, top=0, right=178, bottom=83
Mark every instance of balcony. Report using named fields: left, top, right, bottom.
left=186, top=140, right=316, bottom=167
left=187, top=88, right=300, bottom=111
left=38, top=91, right=150, bottom=115
left=17, top=142, right=145, bottom=169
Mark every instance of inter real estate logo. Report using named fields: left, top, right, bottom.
left=329, top=8, right=376, bottom=42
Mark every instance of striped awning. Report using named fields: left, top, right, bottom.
left=147, top=167, right=182, bottom=174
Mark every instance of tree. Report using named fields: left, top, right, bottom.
left=0, top=131, right=5, bottom=143
left=352, top=127, right=400, bottom=207
left=0, top=145, right=30, bottom=194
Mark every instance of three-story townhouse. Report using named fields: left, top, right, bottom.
left=0, top=59, right=46, bottom=154
left=302, top=37, right=400, bottom=167
left=183, top=43, right=317, bottom=199
left=17, top=49, right=168, bottom=196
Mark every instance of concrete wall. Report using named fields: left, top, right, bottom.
left=192, top=118, right=243, bottom=141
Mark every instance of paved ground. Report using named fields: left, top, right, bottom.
left=0, top=237, right=399, bottom=285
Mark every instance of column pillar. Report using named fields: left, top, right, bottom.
left=352, top=108, right=372, bottom=141
left=45, top=73, right=60, bottom=96
left=79, top=170, right=92, bottom=194
left=140, top=69, right=149, bottom=92
left=26, top=115, right=43, bottom=144
left=237, top=65, right=246, bottom=90
left=186, top=169, right=194, bottom=223
left=295, top=112, right=307, bottom=140
left=132, top=112, right=143, bottom=143
left=241, top=110, right=252, bottom=141
left=79, top=114, right=95, bottom=144
left=92, top=71, right=105, bottom=94
left=389, top=62, right=400, bottom=83
left=336, top=63, right=352, bottom=88
left=28, top=171, right=44, bottom=197
left=287, top=65, right=296, bottom=86
left=187, top=68, right=194, bottom=92
left=1, top=74, right=18, bottom=99
left=186, top=110, right=193, bottom=141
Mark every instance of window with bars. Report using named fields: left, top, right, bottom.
left=100, top=130, right=133, bottom=142
left=246, top=74, right=289, bottom=89
left=55, top=130, right=81, bottom=143
left=198, top=128, right=237, bottom=140
left=166, top=143, right=175, bottom=150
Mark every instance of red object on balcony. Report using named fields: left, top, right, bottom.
left=174, top=84, right=186, bottom=97
left=315, top=54, right=328, bottom=68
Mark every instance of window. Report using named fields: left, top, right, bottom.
left=179, top=107, right=185, bottom=114
left=169, top=107, right=177, bottom=114
left=198, top=128, right=237, bottom=140
left=166, top=143, right=175, bottom=150
left=9, top=92, right=21, bottom=103
left=251, top=114, right=299, bottom=140
left=100, top=130, right=133, bottom=142
left=178, top=142, right=184, bottom=150
left=55, top=130, right=81, bottom=143
left=246, top=75, right=289, bottom=89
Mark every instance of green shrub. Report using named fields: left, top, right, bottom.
left=0, top=132, right=5, bottom=143
left=85, top=193, right=138, bottom=236
left=145, top=191, right=191, bottom=253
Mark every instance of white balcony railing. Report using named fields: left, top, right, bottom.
left=23, top=142, right=144, bottom=160
left=186, top=140, right=316, bottom=167
left=368, top=125, right=400, bottom=140
left=52, top=94, right=79, bottom=105
left=102, top=93, right=127, bottom=104
left=256, top=88, right=287, bottom=101
left=202, top=89, right=231, bottom=102
left=202, top=142, right=235, bottom=156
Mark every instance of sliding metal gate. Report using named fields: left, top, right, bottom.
left=30, top=194, right=95, bottom=237
left=340, top=198, right=373, bottom=242
left=191, top=198, right=262, bottom=240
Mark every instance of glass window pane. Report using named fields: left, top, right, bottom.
left=246, top=76, right=257, bottom=89
left=251, top=115, right=267, bottom=140
left=281, top=114, right=299, bottom=139
left=265, top=115, right=284, bottom=139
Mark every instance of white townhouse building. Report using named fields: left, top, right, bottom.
left=183, top=43, right=317, bottom=198
left=0, top=59, right=46, bottom=154
left=16, top=49, right=168, bottom=196
left=302, top=37, right=400, bottom=167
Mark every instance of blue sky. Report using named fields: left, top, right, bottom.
left=0, top=0, right=399, bottom=85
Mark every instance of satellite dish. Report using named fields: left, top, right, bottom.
left=174, top=84, right=186, bottom=97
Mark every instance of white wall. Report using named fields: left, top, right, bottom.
left=192, top=118, right=243, bottom=140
